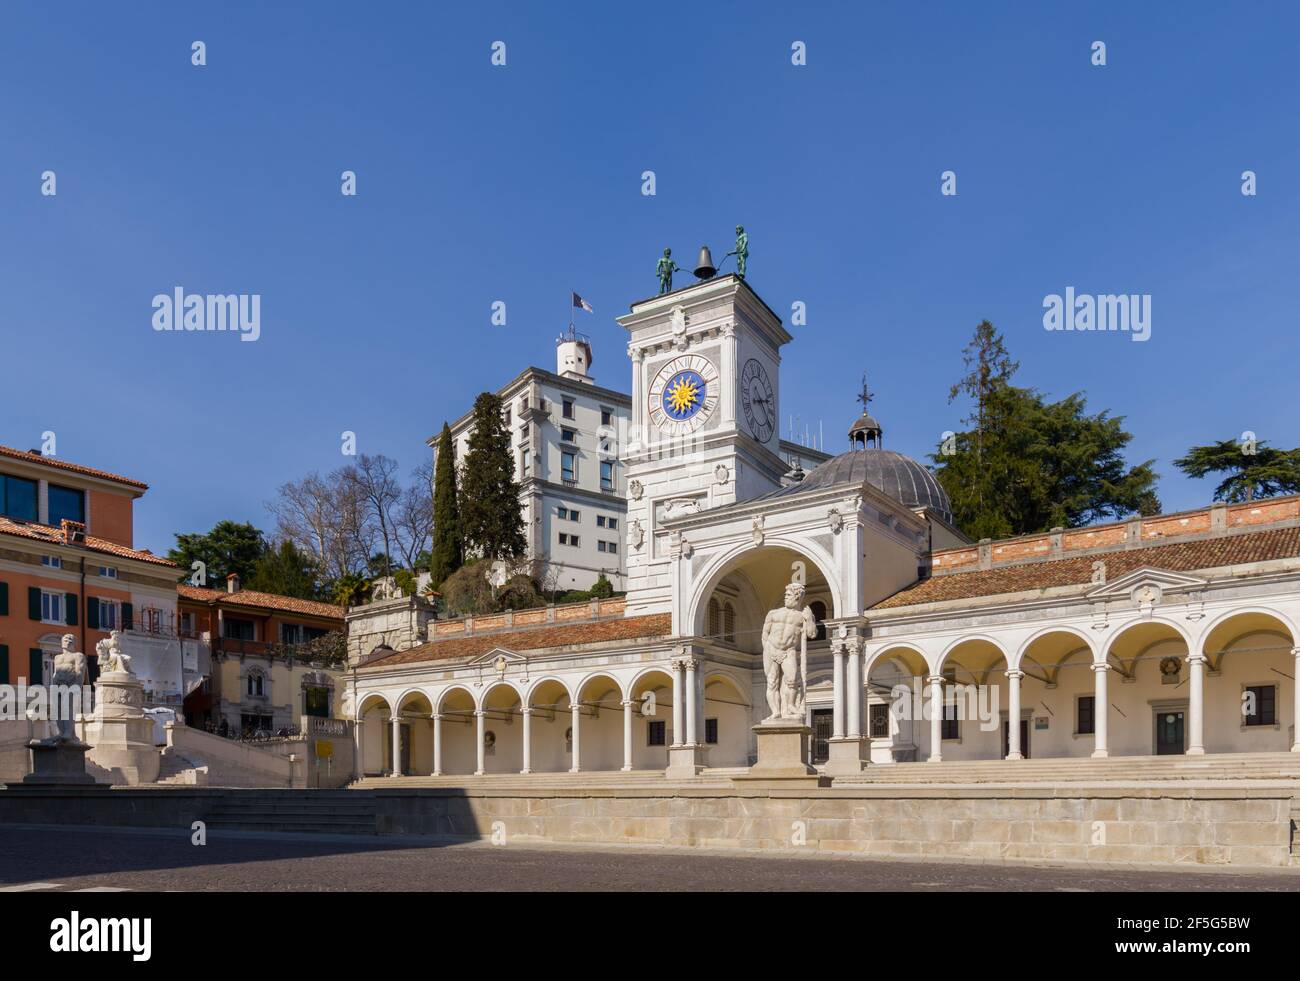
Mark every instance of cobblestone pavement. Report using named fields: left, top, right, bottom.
left=1, top=826, right=1297, bottom=891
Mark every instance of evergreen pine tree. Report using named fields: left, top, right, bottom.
left=430, top=422, right=463, bottom=584
left=1174, top=438, right=1300, bottom=502
left=458, top=393, right=526, bottom=560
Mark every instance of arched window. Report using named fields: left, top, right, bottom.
left=810, top=600, right=827, bottom=641
left=723, top=603, right=736, bottom=644
left=247, top=671, right=264, bottom=697
left=708, top=598, right=721, bottom=639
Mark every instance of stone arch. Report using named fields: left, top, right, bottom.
left=1198, top=606, right=1298, bottom=658
left=480, top=681, right=524, bottom=774
left=702, top=671, right=751, bottom=767
left=1013, top=625, right=1097, bottom=674
left=436, top=684, right=479, bottom=715
left=934, top=634, right=1011, bottom=681
left=629, top=667, right=676, bottom=770
left=435, top=685, right=479, bottom=775
left=394, top=690, right=435, bottom=776
left=358, top=692, right=394, bottom=776
left=686, top=537, right=843, bottom=641
left=526, top=677, right=575, bottom=773
left=524, top=675, right=574, bottom=707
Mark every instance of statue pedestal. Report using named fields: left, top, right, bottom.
left=83, top=672, right=160, bottom=785
left=24, top=737, right=102, bottom=786
left=665, top=744, right=707, bottom=779
left=731, top=722, right=828, bottom=790
left=824, top=736, right=868, bottom=776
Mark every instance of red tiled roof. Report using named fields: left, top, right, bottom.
left=872, top=526, right=1300, bottom=611
left=177, top=584, right=344, bottom=621
left=0, top=516, right=175, bottom=567
left=0, top=445, right=148, bottom=491
left=362, top=613, right=675, bottom=668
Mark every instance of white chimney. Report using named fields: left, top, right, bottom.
left=226, top=572, right=240, bottom=593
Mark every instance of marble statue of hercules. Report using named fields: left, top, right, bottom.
left=761, top=582, right=817, bottom=721
left=50, top=634, right=87, bottom=741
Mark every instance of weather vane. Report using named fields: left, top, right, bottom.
left=857, top=372, right=873, bottom=411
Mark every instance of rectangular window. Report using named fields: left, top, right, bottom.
left=597, top=515, right=606, bottom=528
left=560, top=533, right=581, bottom=547
left=180, top=612, right=196, bottom=637
left=941, top=694, right=960, bottom=740
left=647, top=720, right=666, bottom=746
left=98, top=566, right=118, bottom=579
left=705, top=718, right=718, bottom=745
left=562, top=399, right=574, bottom=419
left=600, top=407, right=613, bottom=426
left=1, top=475, right=37, bottom=522
left=606, top=517, right=618, bottom=530
left=1076, top=695, right=1095, bottom=735
left=40, top=591, right=63, bottom=624
left=869, top=702, right=890, bottom=738
left=223, top=618, right=255, bottom=641
left=561, top=428, right=577, bottom=443
left=561, top=451, right=576, bottom=482
left=41, top=555, right=62, bottom=569
left=47, top=484, right=85, bottom=526
left=557, top=506, right=568, bottom=520
left=600, top=460, right=615, bottom=492
left=96, top=599, right=119, bottom=631
left=597, top=540, right=606, bottom=553
left=304, top=686, right=330, bottom=718
left=520, top=450, right=530, bottom=478
left=1244, top=685, right=1277, bottom=726
left=281, top=623, right=306, bottom=645
left=605, top=540, right=617, bottom=554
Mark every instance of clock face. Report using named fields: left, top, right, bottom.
left=740, top=358, right=775, bottom=443
left=648, top=355, right=719, bottom=436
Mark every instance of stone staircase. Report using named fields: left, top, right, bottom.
left=833, top=751, right=1300, bottom=785
left=155, top=749, right=208, bottom=786
left=350, top=768, right=723, bottom=791
left=202, top=794, right=378, bottom=835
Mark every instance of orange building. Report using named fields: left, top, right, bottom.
left=178, top=575, right=346, bottom=733
left=0, top=445, right=178, bottom=688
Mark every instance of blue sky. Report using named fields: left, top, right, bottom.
left=2, top=2, right=1297, bottom=554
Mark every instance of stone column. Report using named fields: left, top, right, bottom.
left=521, top=707, right=532, bottom=774
left=621, top=699, right=634, bottom=771
left=832, top=643, right=846, bottom=740
left=474, top=710, right=486, bottom=776
left=927, top=676, right=944, bottom=762
left=721, top=324, right=737, bottom=425
left=432, top=713, right=442, bottom=776
left=569, top=701, right=581, bottom=773
left=1091, top=662, right=1110, bottom=759
left=671, top=660, right=684, bottom=747
left=1005, top=669, right=1023, bottom=760
left=1186, top=652, right=1206, bottom=756
left=684, top=658, right=699, bottom=747
left=390, top=715, right=402, bottom=776
left=629, top=346, right=645, bottom=442
left=846, top=642, right=862, bottom=739
left=1293, top=648, right=1300, bottom=752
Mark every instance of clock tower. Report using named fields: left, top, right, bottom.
left=616, top=273, right=792, bottom=615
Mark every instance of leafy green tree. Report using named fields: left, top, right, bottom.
left=935, top=327, right=1159, bottom=538
left=458, top=393, right=525, bottom=560
left=247, top=540, right=324, bottom=600
left=168, top=520, right=268, bottom=588
left=430, top=423, right=463, bottom=585
left=1174, top=439, right=1300, bottom=502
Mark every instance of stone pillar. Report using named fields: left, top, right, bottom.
left=846, top=643, right=862, bottom=739
left=474, top=710, right=486, bottom=776
left=569, top=701, right=581, bottom=773
left=1006, top=669, right=1023, bottom=760
left=629, top=346, right=645, bottom=443
left=1293, top=648, right=1300, bottom=753
left=832, top=644, right=846, bottom=740
left=621, top=699, right=634, bottom=771
left=927, top=675, right=944, bottom=763
left=432, top=713, right=442, bottom=776
left=521, top=707, right=532, bottom=774
left=684, top=658, right=699, bottom=747
left=1091, top=662, right=1110, bottom=758
left=1186, top=652, right=1206, bottom=756
left=671, top=660, right=684, bottom=747
left=390, top=715, right=402, bottom=776
left=721, top=324, right=737, bottom=425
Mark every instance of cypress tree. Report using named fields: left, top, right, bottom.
left=458, top=394, right=526, bottom=560
left=430, top=423, right=463, bottom=585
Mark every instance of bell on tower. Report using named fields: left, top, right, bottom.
left=848, top=372, right=883, bottom=449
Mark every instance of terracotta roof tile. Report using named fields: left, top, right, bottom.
left=361, top=613, right=674, bottom=668
left=0, top=445, right=148, bottom=490
left=177, top=583, right=344, bottom=621
left=872, top=526, right=1300, bottom=611
left=0, top=516, right=175, bottom=566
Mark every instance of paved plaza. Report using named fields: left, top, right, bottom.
left=1, top=826, right=1297, bottom=892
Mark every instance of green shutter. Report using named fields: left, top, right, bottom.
left=28, top=586, right=41, bottom=621
left=86, top=597, right=99, bottom=630
left=121, top=602, right=133, bottom=631
left=65, top=593, right=78, bottom=627
left=28, top=648, right=42, bottom=685
left=0, top=581, right=7, bottom=616
left=0, top=645, right=8, bottom=684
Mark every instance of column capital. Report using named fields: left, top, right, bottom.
left=430, top=713, right=442, bottom=722
left=1292, top=647, right=1300, bottom=657
left=1005, top=669, right=1024, bottom=681
left=925, top=675, right=945, bottom=687
left=620, top=699, right=635, bottom=708
left=474, top=709, right=485, bottom=718
left=519, top=707, right=532, bottom=716
left=1185, top=652, right=1207, bottom=665
left=1090, top=661, right=1111, bottom=673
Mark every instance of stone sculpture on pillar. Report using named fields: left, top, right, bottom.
left=23, top=635, right=99, bottom=785
left=84, top=629, right=160, bottom=785
left=761, top=581, right=816, bottom=722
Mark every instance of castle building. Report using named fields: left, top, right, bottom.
left=352, top=275, right=1300, bottom=781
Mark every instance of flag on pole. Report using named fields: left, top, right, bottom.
left=571, top=291, right=593, bottom=314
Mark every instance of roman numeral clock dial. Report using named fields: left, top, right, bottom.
left=647, top=355, right=720, bottom=436
left=741, top=358, right=774, bottom=443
